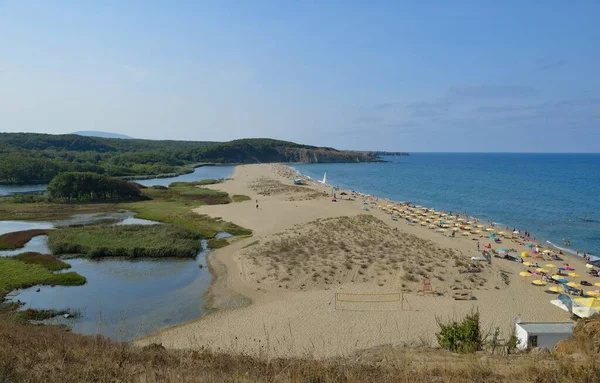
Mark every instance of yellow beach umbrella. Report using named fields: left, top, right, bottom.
left=567, top=282, right=581, bottom=288
left=543, top=249, right=552, bottom=254
left=428, top=224, right=436, bottom=229
left=486, top=228, right=494, bottom=232
left=461, top=232, right=470, bottom=236
left=477, top=224, right=484, bottom=228
left=521, top=252, right=530, bottom=258
left=547, top=286, right=562, bottom=293
left=586, top=264, right=595, bottom=270
left=498, top=231, right=506, bottom=235
left=594, top=282, right=600, bottom=288
left=545, top=263, right=558, bottom=268
left=551, top=275, right=564, bottom=281
left=532, top=280, right=547, bottom=286
left=586, top=291, right=600, bottom=297
left=523, top=262, right=534, bottom=267
left=519, top=272, right=532, bottom=277
left=536, top=268, right=549, bottom=273
left=457, top=218, right=464, bottom=222
left=568, top=272, right=581, bottom=278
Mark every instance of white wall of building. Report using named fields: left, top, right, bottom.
left=515, top=323, right=572, bottom=350
left=515, top=324, right=529, bottom=350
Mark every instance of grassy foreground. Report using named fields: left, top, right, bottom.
left=1, top=319, right=600, bottom=383
left=49, top=224, right=202, bottom=258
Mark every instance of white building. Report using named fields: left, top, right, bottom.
left=515, top=320, right=573, bottom=350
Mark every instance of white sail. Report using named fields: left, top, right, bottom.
left=319, top=172, right=327, bottom=184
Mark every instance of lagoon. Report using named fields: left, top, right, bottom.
left=2, top=214, right=217, bottom=341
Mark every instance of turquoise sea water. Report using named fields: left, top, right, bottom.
left=292, top=154, right=600, bottom=257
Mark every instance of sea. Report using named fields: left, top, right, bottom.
left=292, top=154, right=600, bottom=258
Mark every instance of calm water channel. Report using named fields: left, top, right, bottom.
left=0, top=165, right=235, bottom=195
left=1, top=166, right=235, bottom=341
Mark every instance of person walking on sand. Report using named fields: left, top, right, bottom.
left=477, top=241, right=480, bottom=251
left=256, top=199, right=259, bottom=210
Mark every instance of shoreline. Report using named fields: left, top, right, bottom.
left=136, top=163, right=593, bottom=358
left=287, top=164, right=596, bottom=260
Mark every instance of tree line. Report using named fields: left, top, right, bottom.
left=0, top=133, right=379, bottom=184
left=47, top=172, right=142, bottom=201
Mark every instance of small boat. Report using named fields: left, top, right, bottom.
left=318, top=172, right=327, bottom=185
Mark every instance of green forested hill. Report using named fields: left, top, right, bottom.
left=0, top=133, right=380, bottom=184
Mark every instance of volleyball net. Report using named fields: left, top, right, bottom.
left=333, top=292, right=411, bottom=311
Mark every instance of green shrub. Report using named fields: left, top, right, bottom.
left=232, top=194, right=251, bottom=202
left=49, top=224, right=201, bottom=258
left=436, top=311, right=483, bottom=353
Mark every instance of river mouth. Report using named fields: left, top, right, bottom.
left=2, top=215, right=223, bottom=342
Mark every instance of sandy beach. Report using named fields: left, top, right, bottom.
left=136, top=164, right=591, bottom=358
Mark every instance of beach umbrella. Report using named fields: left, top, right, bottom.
left=519, top=272, right=532, bottom=277
left=543, top=249, right=551, bottom=254
left=464, top=226, right=472, bottom=230
left=523, top=262, right=534, bottom=267
left=489, top=233, right=496, bottom=238
left=486, top=228, right=494, bottom=232
left=498, top=248, right=509, bottom=253
left=547, top=286, right=562, bottom=293
left=477, top=224, right=484, bottom=228
left=567, top=282, right=582, bottom=288
left=545, top=263, right=558, bottom=268
left=594, top=283, right=600, bottom=288
left=526, top=244, right=534, bottom=248
left=521, top=252, right=530, bottom=258
left=558, top=267, right=566, bottom=271
left=536, top=268, right=549, bottom=273
left=532, top=280, right=547, bottom=286
left=587, top=291, right=600, bottom=297
left=428, top=224, right=436, bottom=229
left=568, top=273, right=581, bottom=278
left=587, top=264, right=595, bottom=270
left=461, top=232, right=470, bottom=236
left=498, top=231, right=506, bottom=235
left=551, top=275, right=563, bottom=281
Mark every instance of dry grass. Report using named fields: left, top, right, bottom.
left=1, top=319, right=600, bottom=382
left=241, top=215, right=477, bottom=292
left=250, top=177, right=312, bottom=196
left=0, top=229, right=52, bottom=250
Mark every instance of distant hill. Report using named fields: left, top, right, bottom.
left=0, top=133, right=383, bottom=184
left=73, top=131, right=133, bottom=139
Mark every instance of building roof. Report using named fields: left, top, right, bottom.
left=517, top=322, right=573, bottom=334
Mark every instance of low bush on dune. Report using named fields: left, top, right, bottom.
left=232, top=194, right=251, bottom=202
left=436, top=311, right=483, bottom=353
left=48, top=224, right=202, bottom=258
left=0, top=229, right=52, bottom=250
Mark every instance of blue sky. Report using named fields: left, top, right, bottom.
left=1, top=1, right=599, bottom=152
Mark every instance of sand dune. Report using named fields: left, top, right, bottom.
left=136, top=164, right=587, bottom=358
